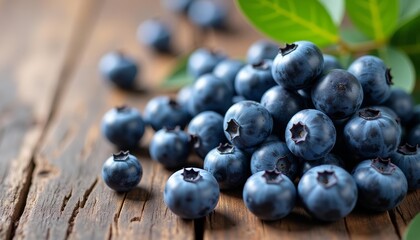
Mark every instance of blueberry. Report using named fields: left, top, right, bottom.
left=298, top=165, right=358, bottom=221
left=188, top=74, right=233, bottom=116
left=260, top=86, right=305, bottom=136
left=285, top=109, right=336, bottom=160
left=311, top=69, right=364, bottom=119
left=322, top=54, right=342, bottom=73
left=143, top=96, right=190, bottom=131
left=408, top=105, right=420, bottom=128
left=101, top=106, right=145, bottom=149
left=213, top=59, right=245, bottom=95
left=149, top=127, right=190, bottom=168
left=99, top=51, right=138, bottom=89
left=250, top=139, right=299, bottom=181
left=234, top=60, right=276, bottom=101
left=352, top=157, right=407, bottom=211
left=187, top=0, right=227, bottom=29
left=176, top=84, right=194, bottom=116
left=232, top=95, right=246, bottom=104
left=391, top=143, right=420, bottom=190
left=271, top=41, right=324, bottom=90
left=243, top=170, right=296, bottom=220
left=347, top=55, right=392, bottom=105
left=187, top=111, right=227, bottom=159
left=382, top=88, right=414, bottom=125
left=344, top=108, right=401, bottom=159
left=102, top=151, right=142, bottom=192
left=246, top=40, right=279, bottom=65
left=224, top=101, right=273, bottom=149
left=188, top=48, right=226, bottom=79
left=164, top=168, right=220, bottom=219
left=137, top=19, right=171, bottom=52
left=300, top=153, right=345, bottom=177
left=204, top=143, right=250, bottom=189
left=161, top=0, right=193, bottom=14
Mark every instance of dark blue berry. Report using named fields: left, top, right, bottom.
left=187, top=0, right=227, bottom=29
left=137, top=19, right=171, bottom=52
left=352, top=157, right=407, bottom=211
left=300, top=153, right=345, bottom=177
left=298, top=165, right=358, bottom=221
left=322, top=54, right=342, bottom=73
left=271, top=41, right=324, bottom=90
left=246, top=40, right=279, bottom=65
left=149, top=127, right=190, bottom=168
left=382, top=88, right=414, bottom=125
left=99, top=51, right=138, bottom=89
left=101, top=106, right=145, bottom=149
left=188, top=111, right=227, bottom=159
left=391, top=143, right=420, bottom=190
left=243, top=170, right=296, bottom=220
left=347, top=55, right=392, bottom=105
left=164, top=168, right=220, bottom=219
left=213, top=59, right=244, bottom=95
left=102, top=151, right=142, bottom=192
left=407, top=124, right=420, bottom=146
left=311, top=69, right=363, bottom=119
left=285, top=109, right=336, bottom=160
left=188, top=48, right=226, bottom=79
left=234, top=60, right=276, bottom=101
left=204, top=143, right=250, bottom=190
left=224, top=101, right=273, bottom=149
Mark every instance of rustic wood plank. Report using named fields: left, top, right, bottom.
left=389, top=190, right=420, bottom=237
left=14, top=0, right=195, bottom=239
left=0, top=0, right=95, bottom=239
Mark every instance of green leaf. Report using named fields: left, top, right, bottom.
left=236, top=0, right=339, bottom=47
left=340, top=25, right=370, bottom=44
left=318, top=0, right=345, bottom=26
left=399, top=0, right=420, bottom=23
left=161, top=56, right=193, bottom=89
left=379, top=47, right=416, bottom=93
left=346, top=0, right=399, bottom=41
left=391, top=14, right=420, bottom=78
left=404, top=213, right=420, bottom=240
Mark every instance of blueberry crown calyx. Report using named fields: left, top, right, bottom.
left=279, top=43, right=297, bottom=56
left=217, top=143, right=235, bottom=154
left=113, top=150, right=130, bottom=161
left=262, top=170, right=283, bottom=184
left=182, top=168, right=202, bottom=182
left=115, top=105, right=129, bottom=112
left=397, top=143, right=418, bottom=155
left=359, top=108, right=381, bottom=120
left=225, top=119, right=240, bottom=141
left=290, top=122, right=308, bottom=144
left=252, top=60, right=269, bottom=70
left=316, top=170, right=338, bottom=188
left=371, top=157, right=396, bottom=175
left=275, top=156, right=291, bottom=173
left=168, top=99, right=181, bottom=109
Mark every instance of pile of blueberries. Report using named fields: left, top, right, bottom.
left=98, top=3, right=420, bottom=221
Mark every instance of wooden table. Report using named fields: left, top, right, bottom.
left=0, top=0, right=419, bottom=239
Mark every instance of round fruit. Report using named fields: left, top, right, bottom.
left=382, top=88, right=414, bottom=125
left=204, top=143, right=250, bottom=189
left=101, top=106, right=145, bottom=149
left=407, top=124, right=420, bottom=146
left=271, top=41, right=324, bottom=90
left=243, top=170, right=296, bottom=220
left=250, top=139, right=299, bottom=181
left=344, top=107, right=401, bottom=159
left=223, top=101, right=273, bottom=149
left=311, top=69, right=363, bottom=119
left=187, top=0, right=227, bottom=29
left=188, top=48, right=226, bottom=79
left=298, top=165, right=358, bottom=221
left=149, top=127, right=190, bottom=168
left=234, top=60, right=276, bottom=101
left=137, top=19, right=171, bottom=52
left=347, top=55, right=392, bottom=105
left=285, top=109, right=336, bottom=160
left=188, top=111, right=227, bottom=159
left=102, top=151, right=143, bottom=192
left=99, top=51, right=138, bottom=89
left=391, top=143, right=420, bottom=190
left=322, top=54, right=342, bottom=73
left=261, top=86, right=305, bottom=136
left=213, top=59, right=244, bottom=95
left=143, top=96, right=190, bottom=131
left=300, top=153, right=345, bottom=177
left=188, top=74, right=233, bottom=116
left=352, top=157, right=407, bottom=211
left=246, top=39, right=279, bottom=65
left=164, top=168, right=220, bottom=219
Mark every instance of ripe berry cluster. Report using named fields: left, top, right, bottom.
left=99, top=38, right=420, bottom=221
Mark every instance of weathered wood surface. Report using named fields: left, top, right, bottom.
left=0, top=0, right=419, bottom=240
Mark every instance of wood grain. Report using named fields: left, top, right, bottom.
left=0, top=0, right=95, bottom=239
